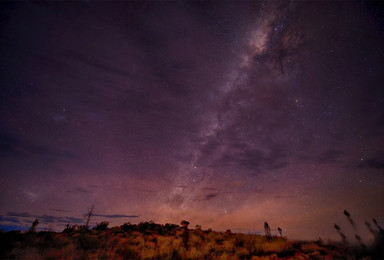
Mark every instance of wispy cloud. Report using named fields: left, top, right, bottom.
left=49, top=209, right=70, bottom=212
left=4, top=212, right=83, bottom=226
left=357, top=157, right=384, bottom=169
left=92, top=214, right=139, bottom=219
left=67, top=187, right=91, bottom=193
left=204, top=193, right=219, bottom=201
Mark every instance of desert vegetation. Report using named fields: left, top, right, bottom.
left=1, top=216, right=383, bottom=259
left=1, top=210, right=383, bottom=260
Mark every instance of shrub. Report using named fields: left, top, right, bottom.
left=63, top=224, right=76, bottom=233
left=121, top=222, right=136, bottom=233
left=94, top=221, right=109, bottom=231
left=77, top=225, right=90, bottom=232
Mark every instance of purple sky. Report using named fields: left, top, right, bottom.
left=1, top=1, right=383, bottom=241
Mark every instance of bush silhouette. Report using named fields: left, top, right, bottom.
left=94, top=221, right=109, bottom=231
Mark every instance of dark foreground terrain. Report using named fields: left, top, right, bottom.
left=1, top=221, right=383, bottom=259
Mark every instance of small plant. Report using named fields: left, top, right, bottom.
left=344, top=210, right=356, bottom=229
left=354, top=234, right=366, bottom=250
left=264, top=222, right=271, bottom=240
left=29, top=219, right=39, bottom=232
left=277, top=227, right=283, bottom=237
left=63, top=223, right=76, bottom=233
left=334, top=224, right=348, bottom=244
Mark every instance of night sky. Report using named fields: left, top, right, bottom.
left=1, top=1, right=384, bottom=241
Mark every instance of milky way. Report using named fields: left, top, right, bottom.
left=1, top=1, right=383, bottom=240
